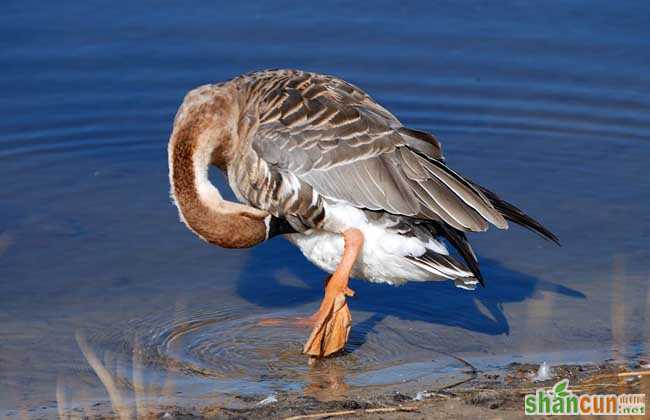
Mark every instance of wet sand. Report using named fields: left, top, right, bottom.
left=24, top=359, right=648, bottom=419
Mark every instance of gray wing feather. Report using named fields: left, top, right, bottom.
left=237, top=70, right=507, bottom=232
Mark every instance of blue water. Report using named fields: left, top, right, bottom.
left=1, top=0, right=649, bottom=415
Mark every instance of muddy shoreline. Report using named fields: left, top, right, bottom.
left=38, top=360, right=648, bottom=419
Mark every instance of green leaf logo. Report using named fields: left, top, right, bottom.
left=553, top=379, right=570, bottom=398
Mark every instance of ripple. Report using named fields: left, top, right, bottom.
left=112, top=308, right=473, bottom=392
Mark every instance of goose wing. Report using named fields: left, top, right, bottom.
left=239, top=70, right=508, bottom=232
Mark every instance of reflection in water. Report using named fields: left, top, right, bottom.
left=74, top=332, right=134, bottom=419
left=62, top=332, right=181, bottom=420
left=612, top=256, right=627, bottom=362
left=303, top=363, right=348, bottom=401
left=0, top=232, right=12, bottom=257
left=65, top=329, right=476, bottom=418
left=73, top=303, right=617, bottom=420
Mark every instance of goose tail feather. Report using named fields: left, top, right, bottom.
left=467, top=180, right=560, bottom=245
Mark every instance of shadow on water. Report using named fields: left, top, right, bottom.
left=237, top=237, right=586, bottom=343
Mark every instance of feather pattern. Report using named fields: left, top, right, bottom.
left=232, top=69, right=507, bottom=233
left=218, top=69, right=557, bottom=285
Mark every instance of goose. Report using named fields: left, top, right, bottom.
left=167, top=69, right=558, bottom=360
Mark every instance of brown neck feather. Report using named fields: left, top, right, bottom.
left=168, top=85, right=269, bottom=249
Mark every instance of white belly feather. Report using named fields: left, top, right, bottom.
left=284, top=203, right=451, bottom=285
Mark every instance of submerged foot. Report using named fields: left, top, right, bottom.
left=303, top=282, right=354, bottom=358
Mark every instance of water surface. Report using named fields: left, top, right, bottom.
left=1, top=0, right=649, bottom=415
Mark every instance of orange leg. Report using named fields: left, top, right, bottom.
left=303, top=228, right=364, bottom=359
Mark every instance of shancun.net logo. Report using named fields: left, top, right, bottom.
left=524, top=379, right=645, bottom=416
